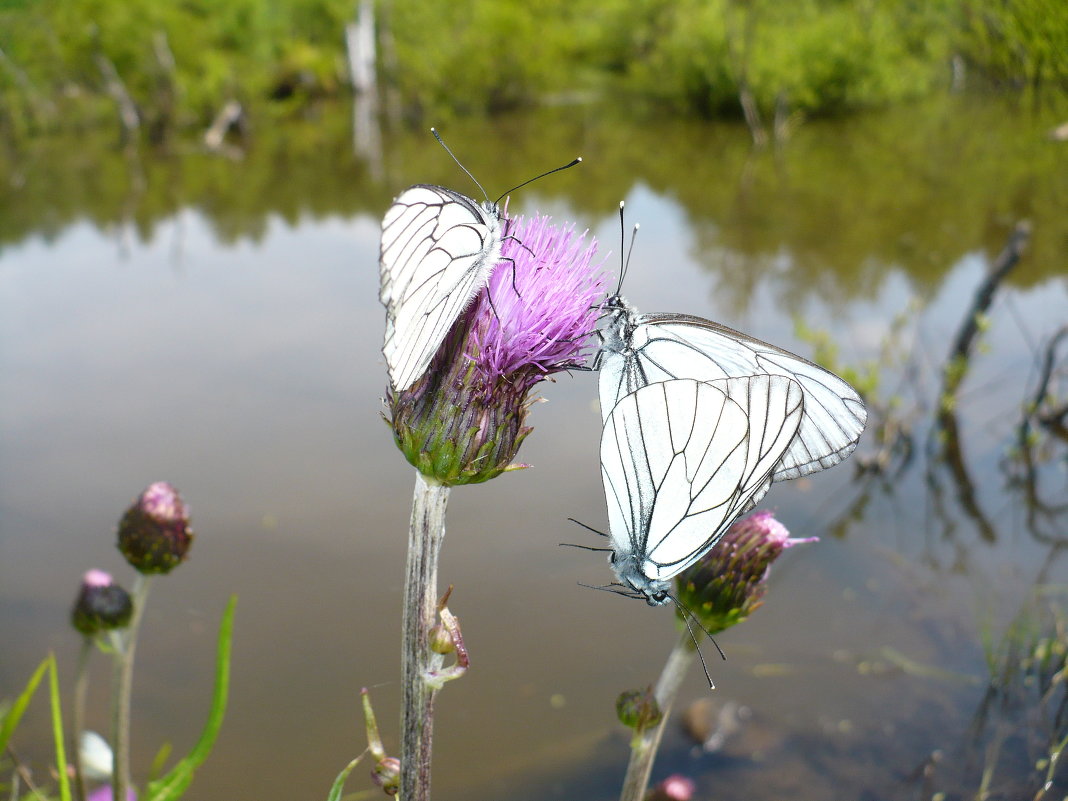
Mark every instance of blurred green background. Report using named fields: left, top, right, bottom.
left=2, top=0, right=1066, bottom=137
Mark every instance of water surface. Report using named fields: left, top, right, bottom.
left=1, top=94, right=1067, bottom=800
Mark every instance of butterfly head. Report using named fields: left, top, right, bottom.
left=597, top=292, right=638, bottom=354
left=610, top=550, right=673, bottom=607
left=481, top=199, right=501, bottom=220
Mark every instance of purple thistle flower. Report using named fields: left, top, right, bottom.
left=674, top=511, right=817, bottom=636
left=468, top=215, right=604, bottom=385
left=389, top=213, right=605, bottom=485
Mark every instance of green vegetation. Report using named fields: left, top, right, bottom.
left=0, top=0, right=1066, bottom=138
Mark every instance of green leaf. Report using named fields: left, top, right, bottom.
left=144, top=595, right=237, bottom=801
left=147, top=741, right=173, bottom=783
left=325, top=752, right=367, bottom=801
left=48, top=654, right=72, bottom=801
left=0, top=655, right=50, bottom=756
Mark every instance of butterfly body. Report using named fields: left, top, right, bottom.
left=380, top=184, right=503, bottom=392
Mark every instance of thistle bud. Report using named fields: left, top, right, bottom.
left=387, top=214, right=604, bottom=485
left=675, top=511, right=817, bottom=636
left=371, top=756, right=400, bottom=795
left=616, top=686, right=662, bottom=733
left=71, top=570, right=132, bottom=635
left=116, top=482, right=193, bottom=574
left=646, top=774, right=696, bottom=801
left=87, top=787, right=136, bottom=801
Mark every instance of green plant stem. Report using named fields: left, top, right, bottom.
left=72, top=639, right=92, bottom=801
left=619, top=633, right=694, bottom=801
left=113, top=575, right=152, bottom=801
left=400, top=472, right=450, bottom=801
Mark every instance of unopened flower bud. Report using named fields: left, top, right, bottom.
left=675, top=511, right=817, bottom=636
left=71, top=570, right=132, bottom=635
left=646, top=774, right=696, bottom=801
left=117, top=482, right=193, bottom=574
left=371, top=756, right=400, bottom=795
left=428, top=623, right=455, bottom=654
left=616, top=686, right=662, bottom=733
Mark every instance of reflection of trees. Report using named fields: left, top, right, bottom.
left=837, top=220, right=1067, bottom=554
left=838, top=222, right=1068, bottom=798
left=2, top=97, right=1067, bottom=298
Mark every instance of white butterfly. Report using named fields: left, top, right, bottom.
left=597, top=294, right=867, bottom=481
left=601, top=375, right=804, bottom=605
left=379, top=183, right=503, bottom=392
left=379, top=132, right=581, bottom=392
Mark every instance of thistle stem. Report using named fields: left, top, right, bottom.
left=72, top=639, right=91, bottom=801
left=619, top=633, right=694, bottom=801
left=400, top=472, right=450, bottom=801
left=112, top=575, right=151, bottom=801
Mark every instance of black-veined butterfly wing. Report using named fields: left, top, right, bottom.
left=598, top=304, right=866, bottom=482
left=379, top=184, right=502, bottom=391
left=600, top=375, right=804, bottom=604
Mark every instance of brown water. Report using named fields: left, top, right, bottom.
left=2, top=93, right=1067, bottom=800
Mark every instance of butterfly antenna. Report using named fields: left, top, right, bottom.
left=493, top=157, right=583, bottom=208
left=567, top=517, right=609, bottom=537
left=669, top=594, right=723, bottom=690
left=677, top=599, right=715, bottom=689
left=431, top=127, right=491, bottom=204
left=577, top=581, right=639, bottom=599
left=559, top=542, right=613, bottom=552
left=614, top=201, right=639, bottom=296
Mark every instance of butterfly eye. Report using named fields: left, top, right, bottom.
left=648, top=591, right=668, bottom=606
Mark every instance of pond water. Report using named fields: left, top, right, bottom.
left=1, top=93, right=1067, bottom=801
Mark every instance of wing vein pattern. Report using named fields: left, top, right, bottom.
left=379, top=184, right=502, bottom=391
left=601, top=376, right=804, bottom=602
left=598, top=303, right=866, bottom=482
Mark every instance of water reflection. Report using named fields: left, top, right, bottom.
left=1, top=97, right=1066, bottom=801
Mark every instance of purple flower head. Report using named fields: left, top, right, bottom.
left=675, top=511, right=817, bottom=636
left=468, top=215, right=604, bottom=388
left=389, top=213, right=605, bottom=485
left=71, top=570, right=133, bottom=636
left=116, top=482, right=194, bottom=574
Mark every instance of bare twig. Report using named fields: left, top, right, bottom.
left=94, top=53, right=140, bottom=142
left=941, top=221, right=1031, bottom=398
left=932, top=221, right=1031, bottom=543
left=203, top=100, right=244, bottom=158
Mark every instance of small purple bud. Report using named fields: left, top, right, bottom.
left=87, top=787, right=136, bottom=801
left=675, top=511, right=817, bottom=636
left=116, top=482, right=194, bottom=574
left=371, top=756, right=400, bottom=795
left=71, top=570, right=133, bottom=635
left=646, top=775, right=696, bottom=801
left=616, top=686, right=662, bottom=733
